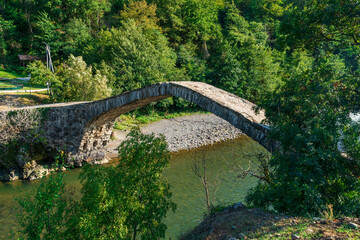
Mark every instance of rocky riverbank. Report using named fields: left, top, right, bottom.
left=105, top=114, right=243, bottom=158
left=1, top=113, right=243, bottom=182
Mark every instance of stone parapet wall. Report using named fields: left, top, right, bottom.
left=2, top=82, right=277, bottom=167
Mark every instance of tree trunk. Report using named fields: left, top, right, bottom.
left=132, top=225, right=137, bottom=240
left=202, top=40, right=210, bottom=60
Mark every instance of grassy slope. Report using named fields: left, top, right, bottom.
left=0, top=80, right=46, bottom=91
left=0, top=70, right=25, bottom=79
left=181, top=206, right=360, bottom=240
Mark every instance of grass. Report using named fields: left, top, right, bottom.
left=114, top=110, right=209, bottom=130
left=181, top=206, right=360, bottom=240
left=0, top=82, right=18, bottom=88
left=0, top=90, right=48, bottom=95
left=0, top=80, right=46, bottom=91
left=0, top=70, right=25, bottom=79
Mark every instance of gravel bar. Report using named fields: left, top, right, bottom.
left=106, top=113, right=243, bottom=157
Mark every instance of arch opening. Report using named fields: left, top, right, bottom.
left=75, top=82, right=276, bottom=157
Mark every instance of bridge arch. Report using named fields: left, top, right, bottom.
left=11, top=82, right=276, bottom=165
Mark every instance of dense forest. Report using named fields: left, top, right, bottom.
left=2, top=0, right=358, bottom=104
left=2, top=0, right=360, bottom=234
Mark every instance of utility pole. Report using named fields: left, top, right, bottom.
left=45, top=44, right=54, bottom=95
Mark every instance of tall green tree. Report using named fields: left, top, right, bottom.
left=26, top=60, right=56, bottom=86
left=0, top=16, right=16, bottom=62
left=281, top=0, right=360, bottom=49
left=16, top=170, right=72, bottom=239
left=120, top=0, right=161, bottom=32
left=207, top=3, right=281, bottom=103
left=63, top=18, right=93, bottom=57
left=16, top=129, right=175, bottom=239
left=247, top=56, right=360, bottom=216
left=33, top=12, right=62, bottom=57
left=97, top=20, right=184, bottom=95
left=78, top=129, right=176, bottom=239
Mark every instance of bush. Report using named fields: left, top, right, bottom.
left=16, top=129, right=176, bottom=239
left=52, top=55, right=112, bottom=102
left=26, top=60, right=56, bottom=86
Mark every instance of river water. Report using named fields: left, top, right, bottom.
left=0, top=135, right=267, bottom=239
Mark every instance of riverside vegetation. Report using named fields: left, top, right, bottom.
left=1, top=0, right=360, bottom=238
left=14, top=129, right=176, bottom=239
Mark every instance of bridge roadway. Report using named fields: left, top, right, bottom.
left=1, top=82, right=277, bottom=166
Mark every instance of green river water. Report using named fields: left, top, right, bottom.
left=0, top=135, right=266, bottom=239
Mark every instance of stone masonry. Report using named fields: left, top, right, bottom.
left=1, top=82, right=278, bottom=166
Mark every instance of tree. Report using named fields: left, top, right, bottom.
left=120, top=0, right=161, bottom=32
left=181, top=0, right=223, bottom=58
left=280, top=0, right=360, bottom=50
left=246, top=56, right=360, bottom=217
left=0, top=16, right=16, bottom=62
left=207, top=3, right=281, bottom=103
left=234, top=0, right=284, bottom=23
left=181, top=0, right=223, bottom=42
left=191, top=148, right=219, bottom=211
left=80, top=129, right=176, bottom=239
left=147, top=0, right=185, bottom=45
left=97, top=20, right=184, bottom=94
left=53, top=54, right=112, bottom=102
left=33, top=12, right=62, bottom=57
left=26, top=60, right=56, bottom=86
left=16, top=171, right=72, bottom=239
left=16, top=129, right=176, bottom=239
left=63, top=18, right=93, bottom=57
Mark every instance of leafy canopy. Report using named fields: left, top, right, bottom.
left=16, top=129, right=176, bottom=239
left=247, top=56, right=360, bottom=217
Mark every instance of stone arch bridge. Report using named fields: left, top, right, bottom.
left=3, top=82, right=276, bottom=165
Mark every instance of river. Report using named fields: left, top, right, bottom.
left=0, top=135, right=267, bottom=239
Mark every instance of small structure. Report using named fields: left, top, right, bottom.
left=18, top=55, right=44, bottom=67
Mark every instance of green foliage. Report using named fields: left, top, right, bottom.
left=93, top=60, right=118, bottom=94
left=84, top=129, right=176, bottom=239
left=246, top=57, right=360, bottom=217
left=0, top=16, right=16, bottom=61
left=97, top=20, right=184, bottom=94
left=53, top=54, right=112, bottom=102
left=63, top=18, right=93, bottom=57
left=207, top=2, right=281, bottom=102
left=280, top=0, right=360, bottom=49
left=26, top=60, right=56, bottom=86
left=181, top=0, right=223, bottom=42
left=236, top=0, right=284, bottom=22
left=177, top=44, right=207, bottom=82
left=33, top=12, right=62, bottom=57
left=16, top=130, right=175, bottom=239
left=120, top=0, right=161, bottom=32
left=16, top=171, right=70, bottom=239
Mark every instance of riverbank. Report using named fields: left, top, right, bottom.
left=180, top=203, right=360, bottom=240
left=0, top=113, right=243, bottom=182
left=106, top=113, right=243, bottom=158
